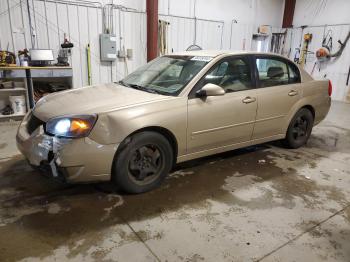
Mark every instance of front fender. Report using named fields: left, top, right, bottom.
left=88, top=97, right=188, bottom=156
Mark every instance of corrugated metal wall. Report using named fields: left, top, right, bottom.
left=284, top=25, right=350, bottom=102
left=158, top=14, right=224, bottom=52
left=0, top=0, right=225, bottom=89
left=0, top=0, right=147, bottom=88
left=3, top=1, right=348, bottom=101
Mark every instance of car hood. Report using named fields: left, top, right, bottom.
left=33, top=83, right=170, bottom=121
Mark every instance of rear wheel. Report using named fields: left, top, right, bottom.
left=112, top=131, right=173, bottom=193
left=283, top=108, right=314, bottom=149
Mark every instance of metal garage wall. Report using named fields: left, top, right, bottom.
left=0, top=0, right=29, bottom=53
left=286, top=25, right=350, bottom=102
left=112, top=10, right=147, bottom=79
left=1, top=1, right=224, bottom=88
left=158, top=14, right=224, bottom=53
left=229, top=23, right=254, bottom=51
left=1, top=0, right=290, bottom=91
left=159, top=15, right=195, bottom=53
left=0, top=0, right=147, bottom=88
left=195, top=19, right=224, bottom=50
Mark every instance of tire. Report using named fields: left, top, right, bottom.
left=283, top=108, right=314, bottom=149
left=112, top=131, right=174, bottom=194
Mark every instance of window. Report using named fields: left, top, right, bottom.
left=288, top=64, right=300, bottom=84
left=256, top=58, right=289, bottom=87
left=200, top=58, right=253, bottom=93
left=121, top=56, right=209, bottom=96
left=256, top=58, right=300, bottom=87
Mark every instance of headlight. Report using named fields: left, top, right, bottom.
left=46, top=115, right=97, bottom=138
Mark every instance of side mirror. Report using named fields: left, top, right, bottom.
left=196, top=83, right=225, bottom=97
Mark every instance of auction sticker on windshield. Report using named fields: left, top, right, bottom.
left=191, top=56, right=213, bottom=62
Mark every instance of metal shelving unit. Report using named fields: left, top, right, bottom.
left=0, top=67, right=30, bottom=121
left=0, top=88, right=26, bottom=92
left=0, top=66, right=73, bottom=121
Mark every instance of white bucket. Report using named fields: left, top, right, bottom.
left=9, top=95, right=26, bottom=115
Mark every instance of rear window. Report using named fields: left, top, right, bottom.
left=256, top=57, right=300, bottom=87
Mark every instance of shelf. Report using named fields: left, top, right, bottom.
left=0, top=66, right=72, bottom=69
left=252, top=33, right=269, bottom=38
left=0, top=88, right=26, bottom=92
left=0, top=113, right=25, bottom=119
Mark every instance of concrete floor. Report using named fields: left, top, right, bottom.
left=0, top=101, right=350, bottom=262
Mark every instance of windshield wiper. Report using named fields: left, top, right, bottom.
left=122, top=82, right=159, bottom=94
left=118, top=80, right=167, bottom=95
left=118, top=80, right=129, bottom=87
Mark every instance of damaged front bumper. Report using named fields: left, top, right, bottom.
left=16, top=113, right=118, bottom=183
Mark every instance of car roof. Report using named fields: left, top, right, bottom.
left=170, top=50, right=289, bottom=59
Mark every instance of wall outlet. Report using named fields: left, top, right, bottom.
left=127, top=49, right=133, bottom=59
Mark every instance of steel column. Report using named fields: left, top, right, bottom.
left=282, top=0, right=296, bottom=28
left=146, top=0, right=158, bottom=61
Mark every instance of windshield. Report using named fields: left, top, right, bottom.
left=119, top=55, right=211, bottom=96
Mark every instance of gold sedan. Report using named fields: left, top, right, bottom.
left=16, top=51, right=331, bottom=193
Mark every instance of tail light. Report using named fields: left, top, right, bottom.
left=328, top=80, right=332, bottom=97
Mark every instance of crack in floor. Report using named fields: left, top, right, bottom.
left=256, top=204, right=350, bottom=261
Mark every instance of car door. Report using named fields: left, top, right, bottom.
left=252, top=55, right=302, bottom=140
left=187, top=56, right=258, bottom=154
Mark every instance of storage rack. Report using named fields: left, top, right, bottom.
left=0, top=67, right=30, bottom=120
left=0, top=67, right=73, bottom=121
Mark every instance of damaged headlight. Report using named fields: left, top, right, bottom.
left=46, top=115, right=97, bottom=138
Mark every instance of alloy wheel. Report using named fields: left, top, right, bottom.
left=292, top=116, right=308, bottom=140
left=128, top=144, right=163, bottom=185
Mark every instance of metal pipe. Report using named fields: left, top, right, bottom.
left=66, top=3, right=71, bottom=41
left=32, top=0, right=39, bottom=47
left=34, top=0, right=102, bottom=9
left=43, top=0, right=50, bottom=48
left=76, top=5, right=83, bottom=86
left=87, top=43, right=92, bottom=85
left=159, top=13, right=224, bottom=24
left=294, top=23, right=350, bottom=28
left=20, top=0, right=28, bottom=48
left=118, top=9, right=122, bottom=48
left=193, top=0, right=197, bottom=45
left=193, top=17, right=197, bottom=45
left=220, top=22, right=224, bottom=49
left=6, top=0, right=15, bottom=52
left=229, top=19, right=237, bottom=49
left=158, top=13, right=224, bottom=52
left=146, top=0, right=158, bottom=61
left=55, top=1, right=60, bottom=44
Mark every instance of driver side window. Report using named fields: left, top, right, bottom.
left=201, top=57, right=253, bottom=93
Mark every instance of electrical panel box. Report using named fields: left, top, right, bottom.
left=100, top=34, right=117, bottom=61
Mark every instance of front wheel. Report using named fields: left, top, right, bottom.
left=283, top=108, right=314, bottom=149
left=112, top=131, right=174, bottom=194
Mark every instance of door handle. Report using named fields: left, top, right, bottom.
left=288, top=90, right=298, bottom=96
left=242, top=96, right=256, bottom=104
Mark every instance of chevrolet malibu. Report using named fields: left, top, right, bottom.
left=17, top=51, right=331, bottom=193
